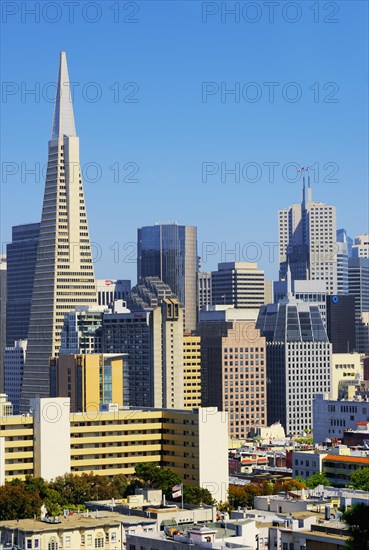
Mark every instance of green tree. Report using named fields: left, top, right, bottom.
left=0, top=485, right=42, bottom=520
left=342, top=503, right=369, bottom=550
left=134, top=463, right=181, bottom=497
left=306, top=472, right=329, bottom=489
left=350, top=467, right=369, bottom=491
left=183, top=486, right=214, bottom=506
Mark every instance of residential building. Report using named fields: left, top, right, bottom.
left=211, top=262, right=265, bottom=309
left=348, top=257, right=369, bottom=354
left=0, top=513, right=123, bottom=550
left=330, top=353, right=363, bottom=399
left=0, top=397, right=229, bottom=501
left=20, top=52, right=98, bottom=411
left=257, top=275, right=332, bottom=436
left=103, top=278, right=184, bottom=409
left=50, top=353, right=126, bottom=412
left=4, top=339, right=27, bottom=414
left=278, top=178, right=337, bottom=294
left=6, top=222, right=40, bottom=346
left=313, top=393, right=369, bottom=444
left=0, top=255, right=6, bottom=392
left=183, top=334, right=201, bottom=409
left=291, top=450, right=328, bottom=480
left=326, top=294, right=356, bottom=353
left=137, top=224, right=197, bottom=331
left=197, top=314, right=267, bottom=439
left=352, top=234, right=369, bottom=258
left=197, top=271, right=212, bottom=312
left=322, top=447, right=369, bottom=487
left=97, top=278, right=131, bottom=306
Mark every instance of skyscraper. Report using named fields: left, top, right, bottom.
left=6, top=222, right=40, bottom=346
left=257, top=276, right=331, bottom=435
left=103, top=278, right=185, bottom=409
left=0, top=255, right=7, bottom=391
left=278, top=178, right=337, bottom=294
left=211, top=262, right=265, bottom=309
left=20, top=52, right=97, bottom=411
left=137, top=224, right=197, bottom=331
left=348, top=257, right=369, bottom=354
left=352, top=234, right=369, bottom=258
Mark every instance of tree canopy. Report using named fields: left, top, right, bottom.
left=350, top=467, right=369, bottom=492
left=342, top=503, right=369, bottom=550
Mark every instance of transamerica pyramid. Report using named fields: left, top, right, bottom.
left=20, top=52, right=98, bottom=411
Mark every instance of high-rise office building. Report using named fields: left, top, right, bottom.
left=326, top=294, right=356, bottom=354
left=0, top=255, right=6, bottom=392
left=211, top=262, right=265, bottom=309
left=20, top=52, right=97, bottom=411
left=137, top=224, right=197, bottom=331
left=6, top=223, right=40, bottom=347
left=103, top=278, right=184, bottom=409
left=4, top=340, right=27, bottom=414
left=197, top=271, right=212, bottom=312
left=352, top=234, right=369, bottom=258
left=59, top=307, right=105, bottom=355
left=197, top=307, right=267, bottom=439
left=349, top=257, right=369, bottom=354
left=337, top=228, right=353, bottom=257
left=336, top=240, right=349, bottom=294
left=96, top=279, right=131, bottom=307
left=273, top=279, right=327, bottom=326
left=278, top=179, right=337, bottom=294
left=257, top=281, right=331, bottom=436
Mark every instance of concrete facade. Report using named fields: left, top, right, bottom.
left=197, top=318, right=267, bottom=439
left=313, top=394, right=369, bottom=443
left=0, top=400, right=228, bottom=501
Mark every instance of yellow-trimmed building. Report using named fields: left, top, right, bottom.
left=0, top=397, right=228, bottom=502
left=183, top=335, right=201, bottom=409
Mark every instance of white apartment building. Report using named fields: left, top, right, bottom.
left=313, top=393, right=369, bottom=444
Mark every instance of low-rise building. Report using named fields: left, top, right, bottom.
left=0, top=512, right=125, bottom=550
left=291, top=450, right=328, bottom=480
left=323, top=451, right=369, bottom=487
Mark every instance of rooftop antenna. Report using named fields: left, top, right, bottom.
left=307, top=173, right=312, bottom=202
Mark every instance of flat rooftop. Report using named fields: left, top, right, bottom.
left=0, top=512, right=135, bottom=532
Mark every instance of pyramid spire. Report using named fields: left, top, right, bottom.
left=51, top=51, right=76, bottom=139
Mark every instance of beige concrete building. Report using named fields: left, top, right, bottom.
left=197, top=317, right=267, bottom=439
left=0, top=398, right=229, bottom=501
left=51, top=353, right=126, bottom=412
left=330, top=352, right=363, bottom=399
left=21, top=52, right=97, bottom=411
left=0, top=513, right=123, bottom=550
left=279, top=180, right=337, bottom=294
left=183, top=335, right=201, bottom=409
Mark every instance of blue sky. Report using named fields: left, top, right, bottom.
left=1, top=0, right=368, bottom=283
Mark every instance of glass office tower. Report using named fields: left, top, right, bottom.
left=137, top=224, right=197, bottom=331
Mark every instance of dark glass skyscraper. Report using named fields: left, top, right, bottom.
left=6, top=223, right=40, bottom=346
left=137, top=224, right=197, bottom=331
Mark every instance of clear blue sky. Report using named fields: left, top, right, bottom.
left=1, top=0, right=368, bottom=284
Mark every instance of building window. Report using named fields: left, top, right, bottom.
left=48, top=539, right=58, bottom=550
left=95, top=534, right=104, bottom=548
left=27, top=540, right=32, bottom=549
